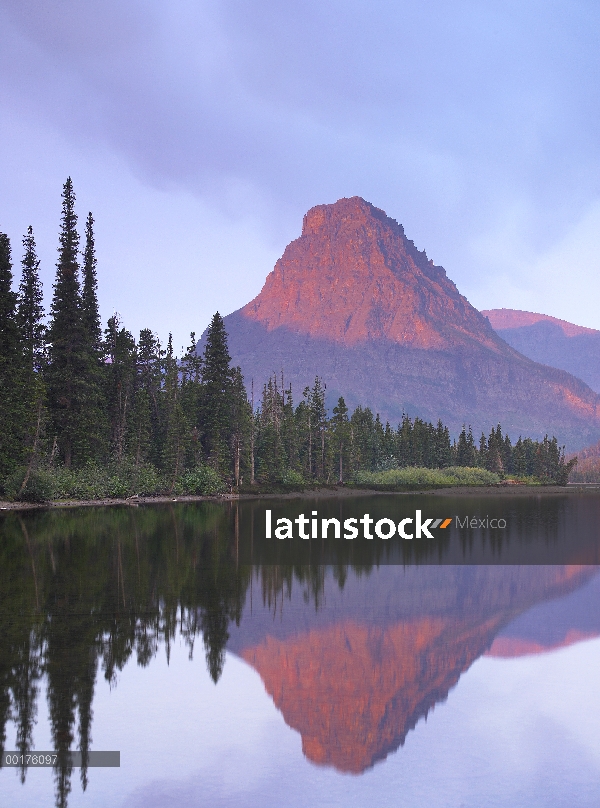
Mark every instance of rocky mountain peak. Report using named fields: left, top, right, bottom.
left=241, top=197, right=505, bottom=351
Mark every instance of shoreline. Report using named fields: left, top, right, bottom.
left=0, top=483, right=597, bottom=512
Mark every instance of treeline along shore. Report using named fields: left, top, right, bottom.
left=0, top=180, right=576, bottom=503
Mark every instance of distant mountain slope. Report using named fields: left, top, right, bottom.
left=198, top=197, right=600, bottom=450
left=483, top=308, right=600, bottom=394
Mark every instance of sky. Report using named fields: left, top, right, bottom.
left=1, top=0, right=600, bottom=352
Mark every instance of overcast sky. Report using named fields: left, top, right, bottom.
left=1, top=0, right=600, bottom=351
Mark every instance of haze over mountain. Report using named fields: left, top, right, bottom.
left=200, top=197, right=600, bottom=450
left=484, top=309, right=600, bottom=395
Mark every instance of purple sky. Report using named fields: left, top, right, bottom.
left=1, top=0, right=600, bottom=351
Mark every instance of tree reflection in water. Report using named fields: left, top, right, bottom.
left=0, top=504, right=249, bottom=807
left=0, top=501, right=598, bottom=806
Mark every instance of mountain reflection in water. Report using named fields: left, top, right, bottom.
left=0, top=499, right=599, bottom=807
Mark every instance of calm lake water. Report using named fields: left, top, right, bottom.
left=1, top=492, right=600, bottom=807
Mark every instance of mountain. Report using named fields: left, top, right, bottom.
left=483, top=309, right=600, bottom=394
left=200, top=197, right=600, bottom=450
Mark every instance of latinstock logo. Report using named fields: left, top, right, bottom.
left=265, top=510, right=454, bottom=540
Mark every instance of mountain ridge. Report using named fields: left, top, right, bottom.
left=242, top=197, right=511, bottom=353
left=484, top=308, right=600, bottom=395
left=198, top=197, right=600, bottom=450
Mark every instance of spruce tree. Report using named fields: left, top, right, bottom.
left=229, top=366, right=251, bottom=486
left=104, top=315, right=137, bottom=460
left=0, top=233, right=19, bottom=359
left=46, top=178, right=102, bottom=466
left=200, top=313, right=233, bottom=473
left=513, top=437, right=526, bottom=476
left=331, top=396, right=350, bottom=483
left=180, top=332, right=203, bottom=467
left=281, top=382, right=299, bottom=475
left=456, top=425, right=477, bottom=467
left=435, top=420, right=452, bottom=468
left=137, top=329, right=163, bottom=466
left=162, top=333, right=188, bottom=487
left=16, top=227, right=47, bottom=486
left=81, top=211, right=108, bottom=455
left=81, top=212, right=101, bottom=354
left=0, top=232, right=26, bottom=477
left=257, top=376, right=285, bottom=481
left=17, top=227, right=45, bottom=372
left=302, top=378, right=327, bottom=478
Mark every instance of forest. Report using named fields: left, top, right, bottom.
left=0, top=179, right=576, bottom=502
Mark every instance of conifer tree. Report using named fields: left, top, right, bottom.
left=229, top=366, right=251, bottom=487
left=0, top=232, right=26, bottom=477
left=350, top=406, right=376, bottom=472
left=137, top=328, right=163, bottom=466
left=47, top=177, right=95, bottom=466
left=513, top=436, right=526, bottom=476
left=257, top=376, right=285, bottom=481
left=104, top=315, right=137, bottom=459
left=331, top=396, right=350, bottom=483
left=46, top=178, right=106, bottom=466
left=434, top=420, right=452, bottom=468
left=81, top=213, right=102, bottom=354
left=180, top=332, right=203, bottom=466
left=16, top=228, right=47, bottom=489
left=200, top=313, right=233, bottom=472
left=162, top=333, right=188, bottom=487
left=80, top=212, right=108, bottom=455
left=302, top=378, right=327, bottom=478
left=17, top=226, right=45, bottom=372
left=0, top=233, right=19, bottom=359
left=485, top=425, right=504, bottom=473
left=46, top=178, right=84, bottom=465
left=456, top=425, right=477, bottom=467
left=281, top=383, right=299, bottom=474
left=396, top=414, right=413, bottom=467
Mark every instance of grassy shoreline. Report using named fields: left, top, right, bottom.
left=0, top=482, right=594, bottom=512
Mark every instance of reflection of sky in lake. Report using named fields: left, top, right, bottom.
left=3, top=632, right=600, bottom=807
left=3, top=502, right=600, bottom=807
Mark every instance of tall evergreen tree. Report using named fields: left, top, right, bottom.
left=229, top=366, right=251, bottom=487
left=80, top=212, right=108, bottom=455
left=0, top=233, right=19, bottom=359
left=104, top=315, right=137, bottom=460
left=0, top=232, right=27, bottom=477
left=81, top=212, right=102, bottom=354
left=200, top=313, right=233, bottom=472
left=331, top=396, right=350, bottom=483
left=15, top=228, right=47, bottom=490
left=162, top=333, right=188, bottom=488
left=46, top=178, right=84, bottom=466
left=257, top=376, right=285, bottom=481
left=456, top=425, right=477, bottom=467
left=137, top=329, right=163, bottom=467
left=17, top=226, right=45, bottom=372
left=180, top=332, right=203, bottom=467
left=46, top=178, right=106, bottom=466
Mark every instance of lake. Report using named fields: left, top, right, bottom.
left=1, top=492, right=600, bottom=807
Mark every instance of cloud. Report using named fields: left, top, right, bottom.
left=1, top=0, right=600, bottom=342
left=3, top=1, right=599, bottom=212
